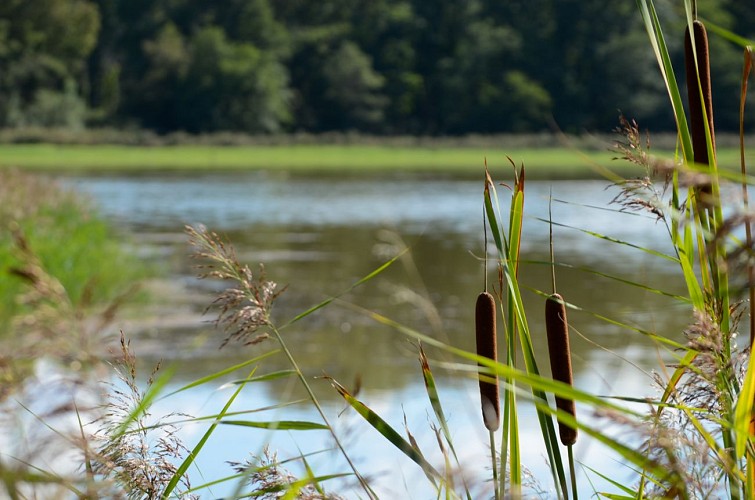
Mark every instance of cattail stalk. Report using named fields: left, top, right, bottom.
left=685, top=19, right=715, bottom=167
left=545, top=293, right=577, bottom=446
left=476, top=290, right=500, bottom=431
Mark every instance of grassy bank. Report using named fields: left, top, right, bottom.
left=0, top=143, right=747, bottom=178
left=0, top=170, right=149, bottom=336
left=0, top=143, right=650, bottom=179
left=0, top=143, right=612, bottom=178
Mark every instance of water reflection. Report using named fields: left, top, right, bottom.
left=63, top=171, right=693, bottom=497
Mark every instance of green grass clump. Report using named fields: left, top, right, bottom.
left=0, top=170, right=149, bottom=335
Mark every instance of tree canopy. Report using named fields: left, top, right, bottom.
left=0, top=0, right=752, bottom=135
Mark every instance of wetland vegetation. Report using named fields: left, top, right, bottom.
left=4, top=0, right=755, bottom=499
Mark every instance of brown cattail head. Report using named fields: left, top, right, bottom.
left=685, top=20, right=716, bottom=168
left=475, top=291, right=499, bottom=431
left=545, top=293, right=577, bottom=446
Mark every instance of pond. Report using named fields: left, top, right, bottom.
left=63, top=170, right=690, bottom=498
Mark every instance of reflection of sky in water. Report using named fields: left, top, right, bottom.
left=64, top=173, right=676, bottom=263
left=54, top=172, right=693, bottom=497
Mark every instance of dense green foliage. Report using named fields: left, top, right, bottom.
left=0, top=0, right=753, bottom=135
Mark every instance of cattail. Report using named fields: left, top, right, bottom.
left=685, top=19, right=716, bottom=167
left=545, top=293, right=577, bottom=446
left=475, top=291, right=499, bottom=431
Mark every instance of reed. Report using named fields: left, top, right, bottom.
left=544, top=293, right=577, bottom=447
left=684, top=19, right=715, bottom=167
left=475, top=290, right=499, bottom=431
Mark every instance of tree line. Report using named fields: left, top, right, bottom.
left=1, top=0, right=753, bottom=136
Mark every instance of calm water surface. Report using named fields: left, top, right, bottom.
left=62, top=171, right=690, bottom=498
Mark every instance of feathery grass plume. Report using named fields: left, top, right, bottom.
left=187, top=224, right=285, bottom=347
left=92, top=334, right=195, bottom=499
left=685, top=19, right=716, bottom=168
left=545, top=293, right=577, bottom=446
left=229, top=447, right=343, bottom=499
left=475, top=290, right=499, bottom=431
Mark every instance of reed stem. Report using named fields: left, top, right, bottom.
left=490, top=430, right=500, bottom=500
left=568, top=444, right=578, bottom=500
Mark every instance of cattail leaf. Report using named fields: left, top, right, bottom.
left=328, top=377, right=441, bottom=483
left=735, top=355, right=755, bottom=458
left=418, top=345, right=459, bottom=462
left=508, top=168, right=525, bottom=274
left=483, top=168, right=505, bottom=259
left=220, top=420, right=329, bottom=431
left=637, top=0, right=694, bottom=161
left=705, top=20, right=755, bottom=48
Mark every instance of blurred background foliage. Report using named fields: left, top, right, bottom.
left=0, top=0, right=753, bottom=135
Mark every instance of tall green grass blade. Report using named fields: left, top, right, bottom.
left=327, top=377, right=442, bottom=484
left=228, top=369, right=297, bottom=385
left=705, top=21, right=755, bottom=48
left=581, top=464, right=637, bottom=496
left=637, top=0, right=694, bottom=161
left=159, top=350, right=281, bottom=399
left=526, top=260, right=690, bottom=302
left=114, top=365, right=175, bottom=437
left=220, top=420, right=329, bottom=430
left=506, top=169, right=525, bottom=498
left=539, top=219, right=679, bottom=263
left=281, top=250, right=405, bottom=329
left=507, top=391, right=521, bottom=498
left=162, top=369, right=254, bottom=498
left=734, top=355, right=755, bottom=458
left=418, top=345, right=460, bottom=464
